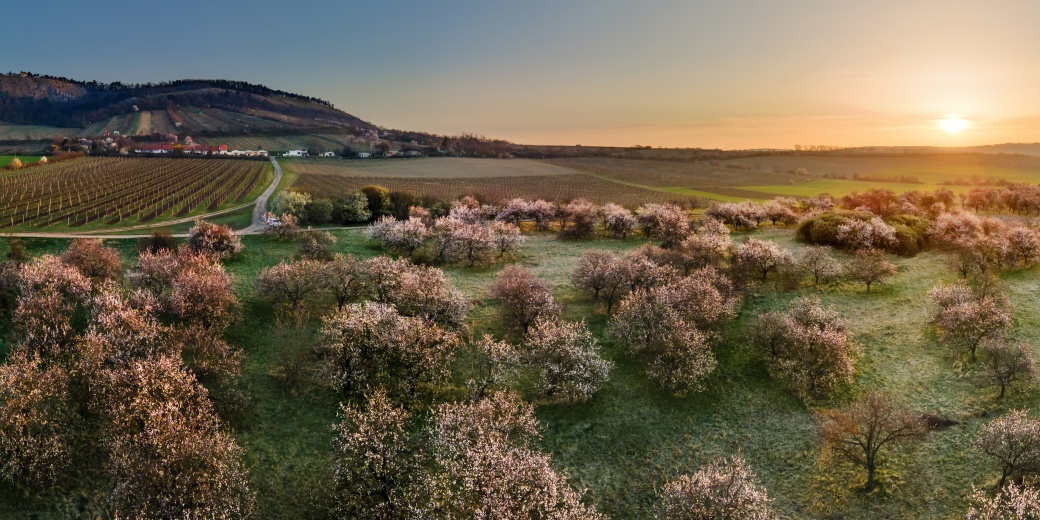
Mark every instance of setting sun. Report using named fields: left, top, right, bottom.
left=938, top=115, right=971, bottom=134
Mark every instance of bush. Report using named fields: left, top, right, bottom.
left=338, top=192, right=372, bottom=223
left=271, top=190, right=311, bottom=218
left=796, top=210, right=872, bottom=248
left=886, top=214, right=929, bottom=256
left=361, top=185, right=391, bottom=217
left=798, top=210, right=925, bottom=256
left=136, top=229, right=178, bottom=255
left=304, top=199, right=334, bottom=225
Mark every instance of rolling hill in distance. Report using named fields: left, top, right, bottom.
left=0, top=72, right=375, bottom=139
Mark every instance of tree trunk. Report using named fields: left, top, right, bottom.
left=865, top=465, right=876, bottom=491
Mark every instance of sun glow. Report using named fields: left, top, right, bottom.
left=938, top=115, right=971, bottom=134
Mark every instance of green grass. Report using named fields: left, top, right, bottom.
left=4, top=227, right=1040, bottom=518
left=0, top=155, right=42, bottom=168
left=742, top=179, right=981, bottom=198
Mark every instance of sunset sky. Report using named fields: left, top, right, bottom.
left=4, top=0, right=1039, bottom=149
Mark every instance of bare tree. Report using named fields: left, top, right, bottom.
left=816, top=391, right=925, bottom=491
left=981, top=339, right=1037, bottom=399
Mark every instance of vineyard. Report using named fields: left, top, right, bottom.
left=198, top=134, right=358, bottom=153
left=0, top=157, right=268, bottom=228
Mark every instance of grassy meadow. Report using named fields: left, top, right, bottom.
left=0, top=155, right=42, bottom=168
left=2, top=222, right=1038, bottom=518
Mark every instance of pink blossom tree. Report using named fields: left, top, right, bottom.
left=256, top=259, right=325, bottom=310
left=600, top=203, right=637, bottom=238
left=423, top=392, right=604, bottom=519
left=658, top=454, right=776, bottom=520
left=845, top=248, right=897, bottom=292
left=61, top=238, right=122, bottom=281
left=490, top=265, right=561, bottom=333
left=186, top=219, right=242, bottom=260
left=734, top=238, right=795, bottom=281
left=332, top=389, right=425, bottom=519
left=524, top=318, right=612, bottom=402
left=929, top=282, right=1012, bottom=361
left=976, top=410, right=1040, bottom=487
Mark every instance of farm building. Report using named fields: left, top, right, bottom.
left=320, top=151, right=336, bottom=157
left=284, top=150, right=309, bottom=157
left=356, top=152, right=371, bottom=158
left=131, top=143, right=231, bottom=155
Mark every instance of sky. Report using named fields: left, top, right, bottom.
left=3, top=0, right=1040, bottom=149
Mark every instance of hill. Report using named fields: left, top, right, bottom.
left=0, top=73, right=377, bottom=138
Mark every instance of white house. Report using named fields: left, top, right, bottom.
left=284, top=150, right=308, bottom=157
left=229, top=150, right=269, bottom=157
left=320, top=151, right=336, bottom=157
left=357, top=152, right=371, bottom=158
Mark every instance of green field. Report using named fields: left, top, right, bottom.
left=2, top=226, right=1039, bottom=518
left=0, top=155, right=42, bottom=168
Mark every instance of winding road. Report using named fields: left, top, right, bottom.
left=2, top=157, right=286, bottom=240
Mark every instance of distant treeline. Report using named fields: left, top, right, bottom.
left=3, top=73, right=335, bottom=107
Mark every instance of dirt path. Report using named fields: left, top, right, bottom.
left=135, top=111, right=152, bottom=135
left=244, top=157, right=283, bottom=233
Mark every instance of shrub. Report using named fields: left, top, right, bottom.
left=304, top=198, right=334, bottom=224
left=339, top=191, right=373, bottom=223
left=360, top=185, right=391, bottom=217
left=886, top=214, right=929, bottom=256
left=271, top=190, right=311, bottom=218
